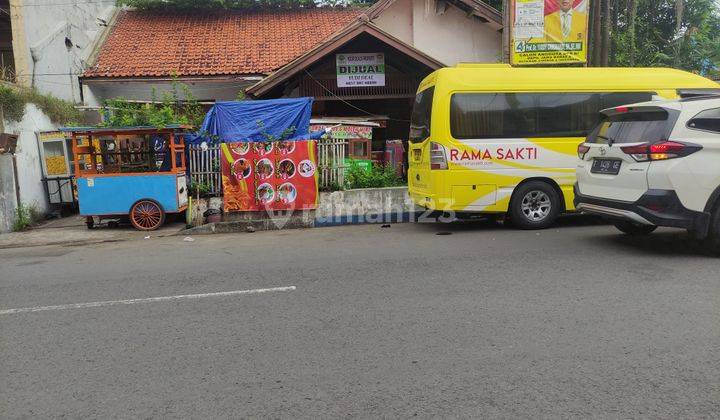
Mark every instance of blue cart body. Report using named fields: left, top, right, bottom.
left=77, top=173, right=187, bottom=216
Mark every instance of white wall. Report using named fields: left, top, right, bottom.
left=372, top=0, right=502, bottom=65
left=373, top=0, right=414, bottom=44
left=3, top=104, right=57, bottom=221
left=82, top=78, right=257, bottom=107
left=412, top=0, right=502, bottom=64
left=12, top=0, right=116, bottom=103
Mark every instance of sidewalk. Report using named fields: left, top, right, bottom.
left=0, top=215, right=185, bottom=249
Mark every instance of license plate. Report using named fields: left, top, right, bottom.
left=591, top=158, right=622, bottom=175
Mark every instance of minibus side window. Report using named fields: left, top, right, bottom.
left=450, top=92, right=653, bottom=139
left=410, top=87, right=435, bottom=143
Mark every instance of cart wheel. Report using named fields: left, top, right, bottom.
left=85, top=216, right=94, bottom=230
left=130, top=200, right=165, bottom=231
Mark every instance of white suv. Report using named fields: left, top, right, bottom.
left=574, top=96, right=720, bottom=248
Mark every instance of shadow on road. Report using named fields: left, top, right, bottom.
left=588, top=230, right=717, bottom=257
left=411, top=213, right=608, bottom=233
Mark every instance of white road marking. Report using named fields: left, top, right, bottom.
left=0, top=286, right=297, bottom=316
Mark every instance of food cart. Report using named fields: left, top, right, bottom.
left=62, top=125, right=190, bottom=230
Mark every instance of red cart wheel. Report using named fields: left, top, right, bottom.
left=130, top=200, right=165, bottom=231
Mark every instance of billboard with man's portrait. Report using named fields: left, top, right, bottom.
left=510, top=0, right=589, bottom=65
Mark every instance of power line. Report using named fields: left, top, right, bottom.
left=303, top=69, right=410, bottom=123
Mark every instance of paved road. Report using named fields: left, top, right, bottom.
left=1, top=218, right=719, bottom=418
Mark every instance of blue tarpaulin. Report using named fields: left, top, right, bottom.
left=190, top=97, right=324, bottom=145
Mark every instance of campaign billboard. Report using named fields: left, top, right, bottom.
left=510, top=0, right=589, bottom=65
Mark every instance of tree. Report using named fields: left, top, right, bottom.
left=601, top=0, right=610, bottom=66
left=590, top=0, right=720, bottom=75
left=627, top=0, right=638, bottom=66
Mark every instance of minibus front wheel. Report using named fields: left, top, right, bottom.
left=509, top=181, right=561, bottom=230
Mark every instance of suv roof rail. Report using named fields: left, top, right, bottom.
left=679, top=94, right=720, bottom=102
left=677, top=88, right=720, bottom=99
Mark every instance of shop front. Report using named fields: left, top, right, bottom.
left=247, top=25, right=444, bottom=178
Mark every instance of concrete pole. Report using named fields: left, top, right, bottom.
left=502, top=0, right=510, bottom=64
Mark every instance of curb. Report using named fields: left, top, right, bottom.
left=178, top=212, right=423, bottom=235
left=177, top=217, right=313, bottom=235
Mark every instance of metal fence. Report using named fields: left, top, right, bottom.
left=188, top=139, right=346, bottom=195
left=317, top=137, right=347, bottom=189
left=188, top=144, right=222, bottom=196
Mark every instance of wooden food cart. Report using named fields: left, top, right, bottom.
left=63, top=125, right=191, bottom=230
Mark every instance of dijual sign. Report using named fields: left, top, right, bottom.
left=336, top=53, right=385, bottom=87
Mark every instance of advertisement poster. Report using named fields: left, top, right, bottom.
left=221, top=140, right=319, bottom=212
left=309, top=124, right=372, bottom=140
left=511, top=0, right=589, bottom=65
left=336, top=53, right=385, bottom=87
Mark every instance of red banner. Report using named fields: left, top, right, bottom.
left=221, top=140, right=318, bottom=212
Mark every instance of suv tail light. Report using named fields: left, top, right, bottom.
left=620, top=141, right=702, bottom=162
left=429, top=142, right=448, bottom=170
left=577, top=143, right=590, bottom=159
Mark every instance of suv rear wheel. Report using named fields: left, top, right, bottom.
left=509, top=181, right=561, bottom=230
left=613, top=221, right=657, bottom=235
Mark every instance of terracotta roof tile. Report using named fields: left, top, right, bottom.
left=84, top=8, right=364, bottom=78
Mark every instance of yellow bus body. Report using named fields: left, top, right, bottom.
left=408, top=64, right=720, bottom=216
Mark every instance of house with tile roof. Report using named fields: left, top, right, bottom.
left=81, top=0, right=502, bottom=143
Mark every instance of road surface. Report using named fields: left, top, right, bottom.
left=1, top=218, right=719, bottom=417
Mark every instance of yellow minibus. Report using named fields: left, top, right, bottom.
left=408, top=64, right=720, bottom=228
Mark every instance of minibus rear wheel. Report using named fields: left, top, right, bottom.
left=509, top=181, right=561, bottom=230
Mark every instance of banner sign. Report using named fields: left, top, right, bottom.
left=221, top=140, right=319, bottom=212
left=310, top=124, right=372, bottom=140
left=510, top=0, right=589, bottom=65
left=336, top=53, right=385, bottom=87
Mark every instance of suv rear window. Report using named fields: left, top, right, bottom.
left=409, top=87, right=434, bottom=143
left=586, top=109, right=670, bottom=145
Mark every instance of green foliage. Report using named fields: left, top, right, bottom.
left=12, top=203, right=39, bottom=231
left=101, top=79, right=204, bottom=128
left=256, top=120, right=297, bottom=141
left=0, top=84, right=80, bottom=125
left=0, top=85, right=26, bottom=122
left=481, top=0, right=502, bottom=11
left=344, top=160, right=405, bottom=189
left=188, top=181, right=211, bottom=197
left=320, top=181, right=343, bottom=192
left=602, top=0, right=719, bottom=75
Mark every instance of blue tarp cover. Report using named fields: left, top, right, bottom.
left=194, top=97, right=322, bottom=145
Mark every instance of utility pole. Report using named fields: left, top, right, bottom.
left=502, top=0, right=510, bottom=64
